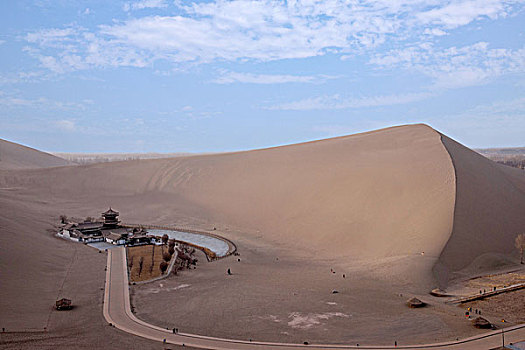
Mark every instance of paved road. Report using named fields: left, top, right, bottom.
left=103, top=247, right=525, bottom=349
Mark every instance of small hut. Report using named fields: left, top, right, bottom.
left=472, top=317, right=492, bottom=329
left=55, top=298, right=72, bottom=310
left=406, top=297, right=426, bottom=308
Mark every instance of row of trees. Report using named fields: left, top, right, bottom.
left=159, top=234, right=176, bottom=274
left=497, top=159, right=525, bottom=169
left=516, top=233, right=525, bottom=264
left=128, top=255, right=145, bottom=276
left=59, top=215, right=102, bottom=224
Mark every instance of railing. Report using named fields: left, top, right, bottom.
left=121, top=223, right=237, bottom=260
left=447, top=283, right=525, bottom=304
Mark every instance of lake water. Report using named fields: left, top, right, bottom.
left=148, top=229, right=230, bottom=257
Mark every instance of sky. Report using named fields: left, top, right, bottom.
left=0, top=0, right=524, bottom=153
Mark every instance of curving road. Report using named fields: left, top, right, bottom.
left=103, top=247, right=525, bottom=349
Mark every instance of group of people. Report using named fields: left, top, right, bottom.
left=465, top=306, right=482, bottom=317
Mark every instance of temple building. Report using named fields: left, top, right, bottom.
left=102, top=208, right=120, bottom=228
left=58, top=207, right=156, bottom=246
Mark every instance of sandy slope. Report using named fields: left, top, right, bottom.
left=1, top=124, right=456, bottom=273
left=1, top=123, right=524, bottom=347
left=434, top=135, right=525, bottom=287
left=0, top=139, right=70, bottom=170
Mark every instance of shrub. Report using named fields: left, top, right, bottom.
left=159, top=261, right=168, bottom=273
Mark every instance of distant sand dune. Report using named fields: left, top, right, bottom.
left=0, top=138, right=70, bottom=170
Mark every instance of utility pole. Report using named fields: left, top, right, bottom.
left=502, top=329, right=505, bottom=348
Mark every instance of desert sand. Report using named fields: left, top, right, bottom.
left=1, top=124, right=524, bottom=348
left=0, top=139, right=71, bottom=170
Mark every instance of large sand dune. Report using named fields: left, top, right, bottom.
left=0, top=138, right=70, bottom=170
left=1, top=124, right=524, bottom=347
left=1, top=124, right=456, bottom=266
left=2, top=124, right=523, bottom=284
left=434, top=135, right=525, bottom=287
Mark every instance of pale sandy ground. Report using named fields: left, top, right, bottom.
left=1, top=124, right=524, bottom=348
left=132, top=242, right=485, bottom=346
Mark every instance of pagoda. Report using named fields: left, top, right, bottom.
left=102, top=208, right=120, bottom=228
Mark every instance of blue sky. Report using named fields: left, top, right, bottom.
left=1, top=0, right=524, bottom=153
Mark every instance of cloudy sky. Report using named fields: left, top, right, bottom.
left=1, top=0, right=524, bottom=152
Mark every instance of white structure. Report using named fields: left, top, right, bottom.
left=105, top=232, right=127, bottom=245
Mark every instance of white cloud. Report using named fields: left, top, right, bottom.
left=267, top=92, right=433, bottom=111
left=423, top=28, right=447, bottom=36
left=25, top=27, right=78, bottom=47
left=24, top=1, right=524, bottom=71
left=0, top=93, right=87, bottom=111
left=416, top=0, right=514, bottom=29
left=466, top=96, right=525, bottom=116
left=212, top=71, right=337, bottom=84
left=0, top=71, right=48, bottom=84
left=55, top=119, right=76, bottom=131
left=123, top=0, right=168, bottom=12
left=24, top=27, right=149, bottom=73
left=430, top=96, right=525, bottom=145
left=371, top=42, right=525, bottom=89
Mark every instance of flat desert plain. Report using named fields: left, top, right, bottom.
left=1, top=124, right=525, bottom=349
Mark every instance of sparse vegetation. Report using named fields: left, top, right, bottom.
left=138, top=257, right=144, bottom=276
left=163, top=251, right=171, bottom=262
left=477, top=148, right=525, bottom=170
left=162, top=234, right=169, bottom=245
left=150, top=244, right=155, bottom=273
left=52, top=152, right=191, bottom=165
left=516, top=233, right=525, bottom=264
left=127, top=245, right=175, bottom=282
left=496, top=159, right=525, bottom=169
left=59, top=215, right=68, bottom=224
left=159, top=261, right=168, bottom=274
